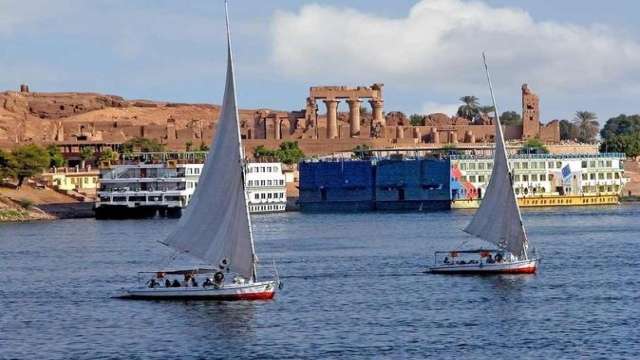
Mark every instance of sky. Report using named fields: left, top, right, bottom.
left=2, top=0, right=640, bottom=123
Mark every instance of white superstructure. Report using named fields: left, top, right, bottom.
left=245, top=163, right=287, bottom=213
left=96, top=153, right=286, bottom=217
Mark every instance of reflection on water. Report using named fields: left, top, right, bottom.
left=1, top=205, right=640, bottom=358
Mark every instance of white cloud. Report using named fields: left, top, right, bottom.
left=420, top=101, right=460, bottom=116
left=270, top=0, right=640, bottom=94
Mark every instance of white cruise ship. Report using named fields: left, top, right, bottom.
left=95, top=152, right=287, bottom=218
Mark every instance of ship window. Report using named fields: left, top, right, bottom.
left=478, top=175, right=485, bottom=182
left=607, top=173, right=612, bottom=179
left=598, top=173, right=604, bottom=180
left=515, top=188, right=520, bottom=195
left=460, top=163, right=467, bottom=170
left=469, top=163, right=476, bottom=170
left=532, top=174, right=538, bottom=181
left=615, top=172, right=620, bottom=179
left=268, top=193, right=272, bottom=199
left=469, top=175, right=477, bottom=182
left=514, top=175, right=521, bottom=182
left=514, top=162, right=521, bottom=169
left=254, top=193, right=259, bottom=200
left=556, top=162, right=562, bottom=168
left=261, top=180, right=265, bottom=186
left=590, top=173, right=595, bottom=180
left=540, top=174, right=546, bottom=181
left=606, top=160, right=612, bottom=167
left=261, top=193, right=266, bottom=199
left=531, top=162, right=537, bottom=169
left=478, top=163, right=485, bottom=170
left=487, top=162, right=493, bottom=170
left=582, top=174, right=588, bottom=180
left=522, top=175, right=529, bottom=182
left=267, top=180, right=272, bottom=186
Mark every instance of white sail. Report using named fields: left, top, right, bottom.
left=161, top=3, right=255, bottom=279
left=464, top=54, right=529, bottom=259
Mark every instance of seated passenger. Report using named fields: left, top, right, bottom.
left=443, top=256, right=450, bottom=264
left=165, top=279, right=171, bottom=288
left=191, top=277, right=198, bottom=287
left=147, top=278, right=158, bottom=288
left=171, top=279, right=181, bottom=287
left=486, top=255, right=495, bottom=264
left=203, top=278, right=214, bottom=287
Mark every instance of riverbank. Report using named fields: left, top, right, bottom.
left=0, top=185, right=94, bottom=222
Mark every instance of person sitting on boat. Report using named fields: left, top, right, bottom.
left=495, top=253, right=504, bottom=263
left=203, top=278, right=214, bottom=287
left=486, top=255, right=495, bottom=264
left=171, top=279, right=181, bottom=287
left=165, top=279, right=171, bottom=288
left=147, top=278, right=159, bottom=288
left=443, top=256, right=450, bottom=264
left=191, top=277, right=198, bottom=287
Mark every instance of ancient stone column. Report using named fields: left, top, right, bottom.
left=274, top=118, right=282, bottom=140
left=413, top=127, right=421, bottom=140
left=396, top=126, right=404, bottom=139
left=430, top=127, right=439, bottom=144
left=347, top=99, right=362, bottom=137
left=369, top=99, right=385, bottom=125
left=323, top=99, right=339, bottom=139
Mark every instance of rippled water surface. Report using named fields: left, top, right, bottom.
left=1, top=205, right=640, bottom=359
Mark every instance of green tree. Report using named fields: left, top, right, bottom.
left=122, top=137, right=165, bottom=154
left=254, top=141, right=305, bottom=165
left=409, top=114, right=424, bottom=126
left=520, top=138, right=549, bottom=154
left=600, top=133, right=640, bottom=158
left=79, top=147, right=95, bottom=168
left=0, top=149, right=18, bottom=181
left=500, top=111, right=522, bottom=126
left=478, top=105, right=495, bottom=117
left=98, top=148, right=119, bottom=163
left=46, top=145, right=65, bottom=168
left=559, top=119, right=578, bottom=140
left=11, top=144, right=50, bottom=187
left=457, top=96, right=480, bottom=120
left=600, top=114, right=640, bottom=141
left=573, top=111, right=599, bottom=143
left=199, top=142, right=210, bottom=151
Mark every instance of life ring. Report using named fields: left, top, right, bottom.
left=214, top=271, right=225, bottom=282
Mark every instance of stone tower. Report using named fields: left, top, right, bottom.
left=521, top=84, right=540, bottom=139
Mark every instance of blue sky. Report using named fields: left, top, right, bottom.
left=2, top=0, right=640, bottom=123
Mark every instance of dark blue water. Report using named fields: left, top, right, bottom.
left=1, top=205, right=640, bottom=359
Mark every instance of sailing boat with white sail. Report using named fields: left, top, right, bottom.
left=118, top=2, right=279, bottom=299
left=429, top=54, right=538, bottom=274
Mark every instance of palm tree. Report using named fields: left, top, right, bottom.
left=573, top=111, right=599, bottom=143
left=457, top=96, right=480, bottom=120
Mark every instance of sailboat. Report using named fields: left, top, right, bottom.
left=117, top=2, right=279, bottom=300
left=429, top=54, right=538, bottom=274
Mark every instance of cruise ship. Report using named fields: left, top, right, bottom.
left=95, top=152, right=286, bottom=219
left=297, top=152, right=627, bottom=212
left=450, top=153, right=627, bottom=208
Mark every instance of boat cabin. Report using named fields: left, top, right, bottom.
left=433, top=249, right=516, bottom=266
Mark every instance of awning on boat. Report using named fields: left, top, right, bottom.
left=138, top=268, right=220, bottom=275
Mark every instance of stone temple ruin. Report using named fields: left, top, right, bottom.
left=242, top=83, right=559, bottom=146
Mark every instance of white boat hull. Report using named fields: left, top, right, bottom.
left=116, top=280, right=277, bottom=301
left=429, top=259, right=538, bottom=274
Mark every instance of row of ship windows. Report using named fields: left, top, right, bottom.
left=461, top=172, right=622, bottom=183
left=249, top=204, right=285, bottom=212
left=185, top=168, right=202, bottom=175
left=247, top=179, right=285, bottom=186
left=253, top=192, right=285, bottom=200
left=510, top=185, right=621, bottom=195
left=459, top=160, right=617, bottom=171
left=247, top=166, right=280, bottom=173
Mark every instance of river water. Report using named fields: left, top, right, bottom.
left=1, top=205, right=639, bottom=359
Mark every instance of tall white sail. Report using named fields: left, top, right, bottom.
left=161, top=3, right=255, bottom=279
left=464, top=54, right=529, bottom=259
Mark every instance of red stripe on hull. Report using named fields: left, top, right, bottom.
left=430, top=265, right=537, bottom=275
left=122, top=290, right=276, bottom=301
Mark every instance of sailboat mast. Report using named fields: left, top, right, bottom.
left=482, top=53, right=529, bottom=259
left=225, top=1, right=259, bottom=281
